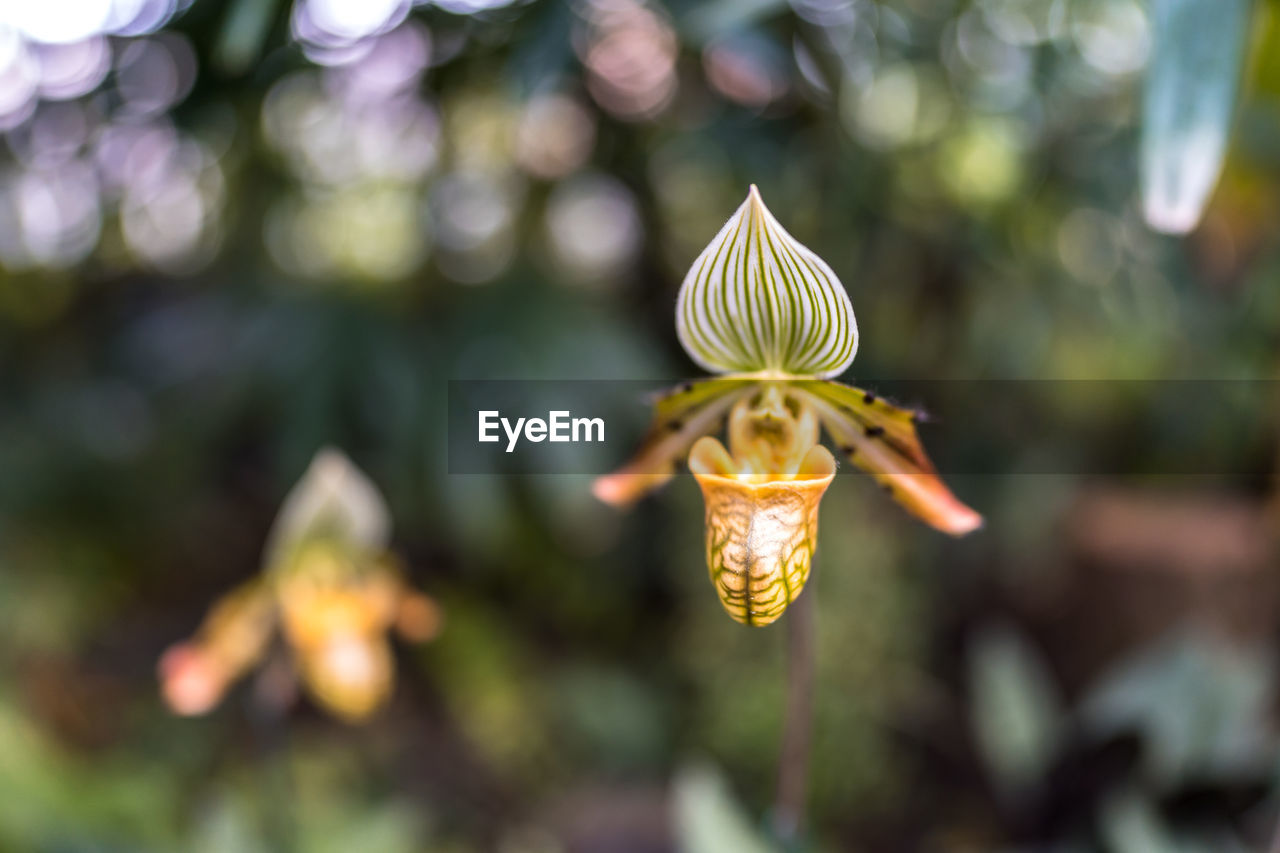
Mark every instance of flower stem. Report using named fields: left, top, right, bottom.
left=773, top=576, right=816, bottom=848
left=249, top=667, right=297, bottom=853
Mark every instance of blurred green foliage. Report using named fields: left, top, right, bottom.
left=4, top=0, right=1280, bottom=850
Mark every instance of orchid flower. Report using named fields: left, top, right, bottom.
left=160, top=449, right=441, bottom=722
left=594, top=186, right=981, bottom=626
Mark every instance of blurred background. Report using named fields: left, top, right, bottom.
left=4, top=0, right=1280, bottom=850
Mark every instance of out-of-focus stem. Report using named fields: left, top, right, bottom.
left=249, top=668, right=297, bottom=853
left=773, top=577, right=816, bottom=847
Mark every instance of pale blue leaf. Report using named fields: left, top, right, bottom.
left=1141, top=0, right=1252, bottom=234
left=1080, top=630, right=1276, bottom=787
left=967, top=625, right=1064, bottom=793
left=672, top=764, right=779, bottom=853
left=1100, top=790, right=1202, bottom=853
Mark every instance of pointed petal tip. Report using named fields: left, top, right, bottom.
left=907, top=485, right=983, bottom=537
left=941, top=506, right=984, bottom=537
left=158, top=642, right=225, bottom=716
left=891, top=478, right=983, bottom=537
left=1142, top=199, right=1200, bottom=235
left=592, top=471, right=674, bottom=507
left=591, top=473, right=630, bottom=506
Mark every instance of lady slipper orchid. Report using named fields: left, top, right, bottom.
left=160, top=449, right=441, bottom=722
left=594, top=186, right=981, bottom=626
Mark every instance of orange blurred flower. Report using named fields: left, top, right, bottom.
left=159, top=450, right=441, bottom=722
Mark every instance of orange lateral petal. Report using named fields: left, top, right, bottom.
left=791, top=380, right=982, bottom=536
left=592, top=378, right=755, bottom=507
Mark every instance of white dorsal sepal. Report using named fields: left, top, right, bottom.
left=675, top=185, right=858, bottom=378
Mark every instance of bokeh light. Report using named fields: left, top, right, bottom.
left=1070, top=0, right=1149, bottom=77
left=514, top=92, right=596, bottom=180
left=0, top=0, right=219, bottom=276
left=577, top=0, right=677, bottom=120
left=429, top=169, right=519, bottom=284
left=702, top=32, right=789, bottom=109
left=291, top=0, right=410, bottom=65
left=845, top=62, right=951, bottom=149
left=545, top=171, right=641, bottom=287
left=262, top=21, right=437, bottom=285
left=0, top=160, right=101, bottom=268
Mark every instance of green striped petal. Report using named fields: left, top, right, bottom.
left=675, top=186, right=858, bottom=379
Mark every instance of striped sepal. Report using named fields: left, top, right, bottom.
left=592, top=377, right=756, bottom=506
left=675, top=186, right=858, bottom=379
left=790, top=380, right=982, bottom=536
left=263, top=448, right=391, bottom=573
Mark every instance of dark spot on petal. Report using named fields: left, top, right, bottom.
left=863, top=392, right=876, bottom=404
left=864, top=425, right=885, bottom=438
left=667, top=420, right=684, bottom=431
left=840, top=445, right=856, bottom=455
left=680, top=383, right=693, bottom=394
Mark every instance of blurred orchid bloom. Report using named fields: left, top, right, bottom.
left=594, top=186, right=981, bottom=626
left=160, top=449, right=441, bottom=722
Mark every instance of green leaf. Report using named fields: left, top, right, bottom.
left=675, top=186, right=858, bottom=378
